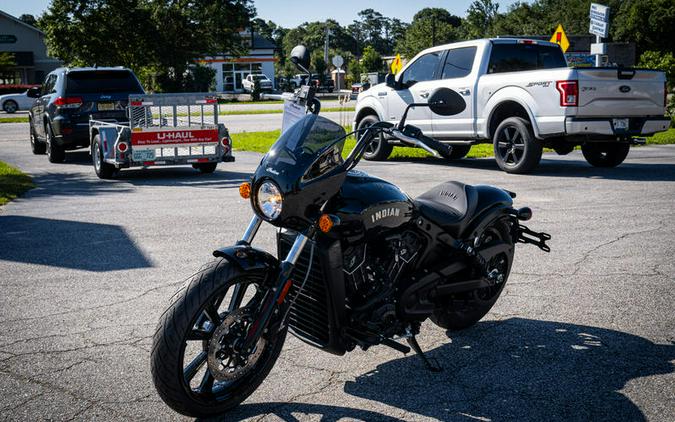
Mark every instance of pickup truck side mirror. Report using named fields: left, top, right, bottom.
left=26, top=87, right=41, bottom=98
left=385, top=73, right=397, bottom=89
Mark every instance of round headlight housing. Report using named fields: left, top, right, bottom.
left=256, top=181, right=283, bottom=220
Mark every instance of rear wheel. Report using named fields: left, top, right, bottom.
left=3, top=100, right=18, bottom=114
left=193, top=162, right=218, bottom=174
left=581, top=142, right=630, bottom=167
left=151, top=259, right=286, bottom=418
left=29, top=118, right=46, bottom=154
left=431, top=219, right=514, bottom=331
left=359, top=114, right=392, bottom=161
left=46, top=123, right=65, bottom=163
left=92, top=135, right=116, bottom=179
left=441, top=144, right=471, bottom=160
left=493, top=117, right=542, bottom=174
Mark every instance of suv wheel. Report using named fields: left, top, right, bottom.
left=46, top=123, right=65, bottom=163
left=92, top=135, right=116, bottom=179
left=29, top=118, right=46, bottom=154
left=359, top=115, right=392, bottom=161
left=3, top=100, right=18, bottom=114
left=441, top=144, right=471, bottom=160
left=493, top=117, right=542, bottom=174
left=581, top=142, right=630, bottom=168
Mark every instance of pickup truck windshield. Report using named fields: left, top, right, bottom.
left=65, top=71, right=144, bottom=94
left=488, top=43, right=567, bottom=74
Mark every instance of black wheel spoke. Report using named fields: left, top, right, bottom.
left=228, top=283, right=246, bottom=312
left=198, top=368, right=215, bottom=394
left=186, top=328, right=211, bottom=341
left=183, top=351, right=207, bottom=382
left=204, top=304, right=221, bottom=325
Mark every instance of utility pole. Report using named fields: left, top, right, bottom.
left=324, top=26, right=332, bottom=67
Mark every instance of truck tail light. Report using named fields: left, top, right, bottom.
left=556, top=80, right=578, bottom=107
left=53, top=96, right=83, bottom=109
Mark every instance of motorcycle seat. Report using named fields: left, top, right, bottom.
left=413, top=181, right=478, bottom=237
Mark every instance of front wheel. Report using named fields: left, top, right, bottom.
left=359, top=115, right=392, bottom=161
left=581, top=142, right=630, bottom=167
left=151, top=258, right=287, bottom=418
left=431, top=219, right=514, bottom=331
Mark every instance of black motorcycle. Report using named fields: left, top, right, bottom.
left=151, top=45, right=551, bottom=418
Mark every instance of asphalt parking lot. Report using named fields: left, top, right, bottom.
left=0, top=122, right=674, bottom=421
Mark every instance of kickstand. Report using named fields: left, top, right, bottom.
left=406, top=336, right=442, bottom=372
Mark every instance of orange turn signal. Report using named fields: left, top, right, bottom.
left=318, top=214, right=338, bottom=233
left=239, top=182, right=251, bottom=199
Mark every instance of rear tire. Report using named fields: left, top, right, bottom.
left=151, top=259, right=286, bottom=418
left=441, top=144, right=471, bottom=160
left=359, top=114, right=392, bottom=161
left=193, top=162, right=217, bottom=174
left=92, top=135, right=116, bottom=179
left=493, top=117, right=541, bottom=174
left=46, top=123, right=65, bottom=163
left=29, top=118, right=46, bottom=154
left=581, top=142, right=630, bottom=168
left=431, top=219, right=514, bottom=331
left=3, top=100, right=18, bottom=114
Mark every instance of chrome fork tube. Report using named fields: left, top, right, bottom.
left=240, top=215, right=262, bottom=244
left=283, top=233, right=309, bottom=265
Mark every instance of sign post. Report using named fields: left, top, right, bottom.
left=589, top=3, right=610, bottom=67
left=332, top=55, right=344, bottom=92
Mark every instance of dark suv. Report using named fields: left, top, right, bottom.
left=27, top=67, right=144, bottom=163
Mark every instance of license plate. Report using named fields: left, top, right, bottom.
left=98, top=102, right=115, bottom=111
left=132, top=149, right=156, bottom=162
left=613, top=118, right=629, bottom=131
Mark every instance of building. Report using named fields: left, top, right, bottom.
left=199, top=29, right=276, bottom=92
left=0, top=10, right=61, bottom=85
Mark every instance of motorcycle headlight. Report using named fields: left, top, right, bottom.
left=256, top=181, right=283, bottom=220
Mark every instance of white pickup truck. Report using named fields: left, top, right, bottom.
left=242, top=74, right=274, bottom=93
left=354, top=38, right=671, bottom=173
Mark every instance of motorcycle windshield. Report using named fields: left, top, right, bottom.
left=263, top=113, right=346, bottom=180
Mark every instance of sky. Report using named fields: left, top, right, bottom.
left=1, top=0, right=525, bottom=27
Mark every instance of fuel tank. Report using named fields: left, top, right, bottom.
left=329, top=170, right=414, bottom=240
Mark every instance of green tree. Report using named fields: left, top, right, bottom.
left=396, top=8, right=462, bottom=59
left=360, top=45, right=382, bottom=72
left=639, top=51, right=675, bottom=87
left=464, top=0, right=500, bottom=38
left=613, top=0, right=675, bottom=56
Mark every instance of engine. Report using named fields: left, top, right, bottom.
left=342, top=230, right=423, bottom=337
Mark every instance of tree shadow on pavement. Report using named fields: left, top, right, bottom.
left=0, top=216, right=153, bottom=271
left=218, top=318, right=673, bottom=422
left=387, top=153, right=675, bottom=182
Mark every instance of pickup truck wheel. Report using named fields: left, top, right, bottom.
left=46, top=123, right=65, bottom=163
left=493, top=117, right=542, bottom=174
left=441, top=145, right=471, bottom=160
left=359, top=115, right=392, bottom=161
left=92, top=135, right=116, bottom=179
left=29, top=118, right=46, bottom=154
left=581, top=142, right=630, bottom=168
left=193, top=163, right=218, bottom=174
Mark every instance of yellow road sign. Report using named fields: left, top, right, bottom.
left=390, top=54, right=403, bottom=75
left=550, top=24, right=570, bottom=53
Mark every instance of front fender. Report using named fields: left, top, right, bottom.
left=354, top=95, right=386, bottom=127
left=213, top=244, right=279, bottom=273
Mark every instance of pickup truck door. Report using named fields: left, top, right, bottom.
left=386, top=51, right=443, bottom=133
left=431, top=47, right=478, bottom=138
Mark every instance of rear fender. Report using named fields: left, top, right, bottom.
left=213, top=245, right=279, bottom=274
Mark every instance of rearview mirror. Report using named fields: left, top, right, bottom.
left=290, top=45, right=310, bottom=72
left=385, top=73, right=396, bottom=88
left=26, top=87, right=41, bottom=98
left=428, top=88, right=466, bottom=116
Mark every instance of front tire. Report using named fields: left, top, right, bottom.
left=431, top=219, right=514, bottom=331
left=581, top=142, right=630, bottom=167
left=493, top=117, right=542, bottom=174
left=151, top=258, right=286, bottom=418
left=359, top=114, right=392, bottom=161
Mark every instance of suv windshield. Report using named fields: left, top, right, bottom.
left=65, top=70, right=143, bottom=94
left=488, top=43, right=567, bottom=73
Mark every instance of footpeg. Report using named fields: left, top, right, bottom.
left=517, top=225, right=551, bottom=252
left=406, top=336, right=442, bottom=372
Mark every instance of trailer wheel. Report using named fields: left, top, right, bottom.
left=193, top=162, right=217, bottom=174
left=92, top=135, right=116, bottom=179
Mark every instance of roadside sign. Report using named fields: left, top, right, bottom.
left=332, top=55, right=344, bottom=69
left=390, top=54, right=403, bottom=75
left=589, top=19, right=609, bottom=37
left=590, top=3, right=610, bottom=22
left=549, top=25, right=570, bottom=53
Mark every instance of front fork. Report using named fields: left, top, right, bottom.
left=238, top=215, right=310, bottom=352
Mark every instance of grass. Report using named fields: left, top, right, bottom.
left=0, top=116, right=29, bottom=123
left=0, top=161, right=34, bottom=206
left=644, top=127, right=675, bottom=145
